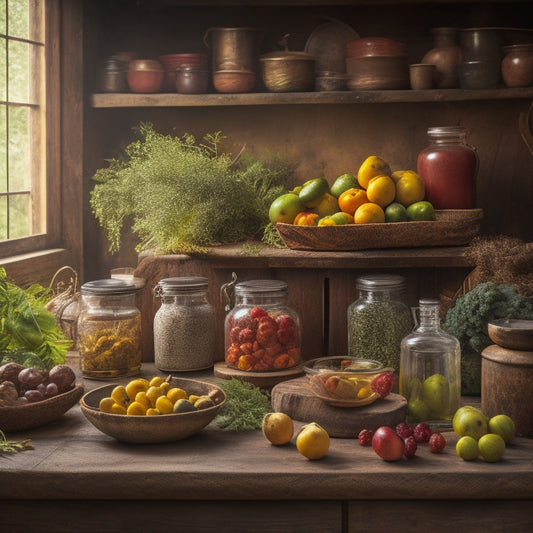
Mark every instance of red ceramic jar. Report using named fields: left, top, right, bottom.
left=127, top=60, right=165, bottom=93
left=502, top=44, right=533, bottom=88
left=417, top=126, right=478, bottom=209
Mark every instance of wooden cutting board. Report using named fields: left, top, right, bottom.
left=272, top=376, right=408, bottom=438
left=213, top=361, right=305, bottom=388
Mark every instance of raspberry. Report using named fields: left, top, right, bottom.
left=429, top=432, right=446, bottom=453
left=238, top=327, right=254, bottom=344
left=370, top=371, right=394, bottom=398
left=396, top=422, right=414, bottom=440
left=413, top=422, right=433, bottom=443
left=403, top=436, right=417, bottom=458
left=358, top=429, right=374, bottom=446
left=250, top=307, right=269, bottom=320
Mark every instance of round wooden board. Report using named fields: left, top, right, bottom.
left=213, top=361, right=305, bottom=388
left=271, top=376, right=408, bottom=438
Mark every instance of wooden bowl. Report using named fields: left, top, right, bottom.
left=488, top=319, right=533, bottom=351
left=0, top=384, right=84, bottom=432
left=80, top=377, right=226, bottom=443
left=213, top=69, right=255, bottom=93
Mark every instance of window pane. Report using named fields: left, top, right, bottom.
left=8, top=40, right=30, bottom=103
left=0, top=0, right=6, bottom=35
left=7, top=0, right=29, bottom=40
left=8, top=191, right=30, bottom=238
left=8, top=105, right=30, bottom=191
left=0, top=196, right=7, bottom=239
left=0, top=104, right=5, bottom=192
left=0, top=38, right=5, bottom=101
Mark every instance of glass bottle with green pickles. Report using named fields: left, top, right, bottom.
left=400, top=298, right=461, bottom=429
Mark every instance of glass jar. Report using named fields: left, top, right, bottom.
left=399, top=298, right=461, bottom=428
left=153, top=277, right=215, bottom=372
left=77, top=279, right=142, bottom=379
left=417, top=126, right=478, bottom=209
left=224, top=279, right=301, bottom=371
left=347, top=274, right=413, bottom=372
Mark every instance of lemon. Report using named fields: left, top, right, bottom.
left=366, top=175, right=396, bottom=208
left=357, top=155, right=392, bottom=190
left=296, top=422, right=330, bottom=460
left=478, top=433, right=506, bottom=462
left=314, top=192, right=339, bottom=217
left=262, top=412, right=294, bottom=445
left=395, top=170, right=425, bottom=206
left=456, top=436, right=480, bottom=461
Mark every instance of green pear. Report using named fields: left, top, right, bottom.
left=422, top=373, right=449, bottom=414
left=452, top=405, right=489, bottom=440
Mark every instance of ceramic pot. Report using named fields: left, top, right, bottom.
left=421, top=27, right=462, bottom=88
left=460, top=28, right=504, bottom=62
left=502, top=44, right=533, bottom=88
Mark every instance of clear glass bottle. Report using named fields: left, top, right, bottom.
left=400, top=298, right=461, bottom=428
left=224, top=279, right=301, bottom=371
left=153, top=277, right=215, bottom=372
left=417, top=126, right=478, bottom=209
left=348, top=274, right=413, bottom=373
left=77, top=279, right=142, bottom=379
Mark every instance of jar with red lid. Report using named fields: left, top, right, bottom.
left=417, top=126, right=478, bottom=209
left=223, top=279, right=301, bottom=371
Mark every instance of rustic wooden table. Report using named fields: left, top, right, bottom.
left=1, top=362, right=532, bottom=533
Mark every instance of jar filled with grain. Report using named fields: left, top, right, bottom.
left=347, top=274, right=413, bottom=372
left=153, top=277, right=215, bottom=372
left=78, top=279, right=142, bottom=379
left=399, top=298, right=461, bottom=429
left=224, top=279, right=301, bottom=371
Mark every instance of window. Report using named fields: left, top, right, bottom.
left=0, top=0, right=45, bottom=244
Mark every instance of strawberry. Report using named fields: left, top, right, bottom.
left=370, top=371, right=394, bottom=398
left=413, top=422, right=432, bottom=443
left=404, top=436, right=417, bottom=458
left=396, top=422, right=414, bottom=440
left=429, top=432, right=446, bottom=453
left=358, top=429, right=374, bottom=446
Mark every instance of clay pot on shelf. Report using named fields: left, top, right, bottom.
left=421, top=27, right=462, bottom=89
left=127, top=59, right=165, bottom=93
left=502, top=44, right=533, bottom=88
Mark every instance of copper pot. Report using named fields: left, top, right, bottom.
left=204, top=27, right=261, bottom=72
left=260, top=51, right=315, bottom=92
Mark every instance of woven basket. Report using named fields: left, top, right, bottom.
left=276, top=209, right=483, bottom=251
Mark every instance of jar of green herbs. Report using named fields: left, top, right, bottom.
left=347, top=274, right=414, bottom=372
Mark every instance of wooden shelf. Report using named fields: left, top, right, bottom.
left=91, top=87, right=533, bottom=108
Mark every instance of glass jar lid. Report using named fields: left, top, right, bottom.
left=155, top=276, right=208, bottom=296
left=81, top=278, right=138, bottom=295
left=356, top=273, right=406, bottom=290
left=234, top=279, right=288, bottom=295
left=427, top=126, right=467, bottom=139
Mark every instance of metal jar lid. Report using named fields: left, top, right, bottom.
left=155, top=276, right=208, bottom=297
left=234, top=279, right=288, bottom=295
left=81, top=278, right=138, bottom=295
left=356, top=273, right=406, bottom=290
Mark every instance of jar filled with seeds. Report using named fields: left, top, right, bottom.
left=153, top=277, right=215, bottom=372
left=78, top=279, right=142, bottom=379
left=224, top=279, right=301, bottom=372
left=347, top=274, right=413, bottom=372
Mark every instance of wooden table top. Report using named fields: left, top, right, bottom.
left=1, top=363, right=532, bottom=502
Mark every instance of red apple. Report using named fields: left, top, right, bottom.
left=372, top=426, right=405, bottom=461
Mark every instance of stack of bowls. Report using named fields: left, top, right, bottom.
left=345, top=37, right=409, bottom=90
left=158, top=53, right=208, bottom=92
left=458, top=28, right=503, bottom=89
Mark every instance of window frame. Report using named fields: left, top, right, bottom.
left=0, top=0, right=83, bottom=287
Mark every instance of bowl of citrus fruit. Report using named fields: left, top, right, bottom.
left=80, top=375, right=226, bottom=443
left=303, top=356, right=395, bottom=407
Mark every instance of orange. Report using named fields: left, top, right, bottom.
left=338, top=188, right=368, bottom=215
left=366, top=175, right=396, bottom=208
left=357, top=155, right=392, bottom=190
left=353, top=202, right=385, bottom=224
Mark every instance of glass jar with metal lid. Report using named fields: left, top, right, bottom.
left=347, top=273, right=413, bottom=372
left=153, top=277, right=215, bottom=372
left=224, top=279, right=301, bottom=371
left=77, top=279, right=142, bottom=379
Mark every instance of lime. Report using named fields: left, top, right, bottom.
left=478, top=433, right=506, bottom=462
left=406, top=200, right=436, bottom=221
left=385, top=202, right=408, bottom=222
left=299, top=178, right=330, bottom=208
left=488, top=414, right=515, bottom=444
left=331, top=173, right=361, bottom=198
left=456, top=436, right=480, bottom=461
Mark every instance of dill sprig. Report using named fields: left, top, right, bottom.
left=90, top=123, right=294, bottom=255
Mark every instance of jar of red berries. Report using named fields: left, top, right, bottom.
left=223, top=279, right=301, bottom=372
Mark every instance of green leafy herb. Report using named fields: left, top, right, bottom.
left=0, top=267, right=71, bottom=370
left=215, top=378, right=272, bottom=432
left=90, top=123, right=294, bottom=255
left=0, top=430, right=33, bottom=454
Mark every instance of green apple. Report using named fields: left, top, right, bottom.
left=299, top=178, right=330, bottom=208
left=330, top=173, right=361, bottom=198
left=452, top=405, right=489, bottom=440
left=268, top=193, right=305, bottom=224
left=422, top=373, right=449, bottom=414
left=488, top=414, right=515, bottom=444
